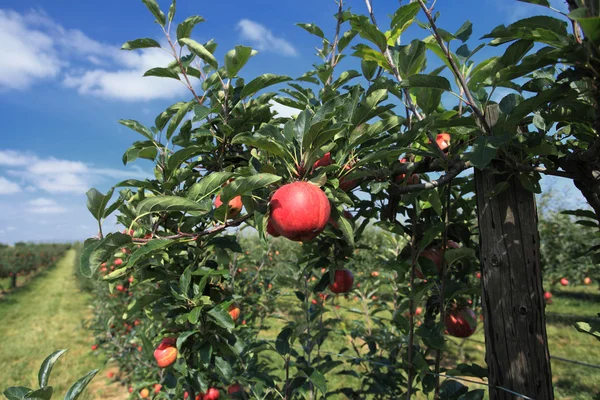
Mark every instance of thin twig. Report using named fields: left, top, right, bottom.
left=326, top=0, right=345, bottom=86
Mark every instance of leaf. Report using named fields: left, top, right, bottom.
left=86, top=188, right=114, bottom=222
left=123, top=240, right=176, bottom=270
left=224, top=45, right=256, bottom=78
left=137, top=196, right=211, bottom=214
left=118, top=120, right=154, bottom=140
left=241, top=74, right=292, bottom=98
left=338, top=30, right=357, bottom=51
left=455, top=21, right=473, bottom=42
left=38, top=349, right=67, bottom=388
left=122, top=142, right=157, bottom=165
left=3, top=387, right=33, bottom=400
left=231, top=132, right=288, bottom=158
left=143, top=67, right=180, bottom=80
left=574, top=321, right=600, bottom=340
left=121, top=38, right=161, bottom=51
left=517, top=0, right=550, bottom=6
left=445, top=248, right=476, bottom=265
left=166, top=100, right=194, bottom=141
left=88, top=233, right=132, bottom=277
left=80, top=239, right=102, bottom=278
left=187, top=172, right=234, bottom=201
left=276, top=327, right=293, bottom=355
left=64, top=369, right=98, bottom=400
left=389, top=3, right=421, bottom=44
left=470, top=136, right=505, bottom=170
left=349, top=16, right=388, bottom=51
left=179, top=38, right=218, bottom=69
left=215, top=356, right=233, bottom=381
left=176, top=16, right=205, bottom=43
left=306, top=369, right=327, bottom=396
left=402, top=74, right=451, bottom=91
left=220, top=174, right=282, bottom=203
left=395, top=40, right=426, bottom=78
left=458, top=390, right=485, bottom=400
left=166, top=145, right=205, bottom=174
left=296, top=23, right=325, bottom=38
left=207, top=306, right=234, bottom=330
left=294, top=109, right=313, bottom=147
left=497, top=39, right=534, bottom=70
left=518, top=173, right=542, bottom=194
left=24, top=387, right=52, bottom=400
left=168, top=0, right=176, bottom=22
left=180, top=267, right=192, bottom=295
left=499, top=93, right=523, bottom=114
left=141, top=0, right=166, bottom=26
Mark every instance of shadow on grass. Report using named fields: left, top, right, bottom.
left=546, top=312, right=600, bottom=325
left=554, top=290, right=600, bottom=303
left=0, top=265, right=56, bottom=305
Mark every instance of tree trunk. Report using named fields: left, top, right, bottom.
left=11, top=274, right=17, bottom=289
left=474, top=164, right=554, bottom=399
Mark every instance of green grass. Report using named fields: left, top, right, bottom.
left=0, top=250, right=125, bottom=399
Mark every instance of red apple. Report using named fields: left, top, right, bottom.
left=435, top=132, right=451, bottom=151
left=214, top=194, right=243, bottom=219
left=154, top=384, right=162, bottom=393
left=270, top=182, right=331, bottom=241
left=544, top=291, right=552, bottom=301
left=560, top=278, right=569, bottom=286
left=116, top=284, right=124, bottom=292
left=154, top=337, right=177, bottom=368
left=128, top=387, right=133, bottom=394
left=114, top=258, right=123, bottom=266
left=91, top=344, right=98, bottom=351
left=415, top=247, right=443, bottom=278
left=195, top=395, right=202, bottom=400
left=266, top=219, right=281, bottom=237
left=203, top=388, right=220, bottom=400
left=584, top=277, right=592, bottom=285
left=228, top=304, right=241, bottom=322
left=415, top=307, right=423, bottom=316
left=228, top=384, right=243, bottom=395
left=184, top=392, right=189, bottom=399
left=313, top=152, right=332, bottom=170
left=444, top=307, right=477, bottom=338
left=329, top=269, right=354, bottom=293
left=107, top=371, right=114, bottom=378
left=476, top=272, right=481, bottom=279
left=339, top=164, right=359, bottom=192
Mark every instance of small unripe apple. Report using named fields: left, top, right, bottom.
left=203, top=388, right=220, bottom=400
left=228, top=384, right=243, bottom=395
left=214, top=194, right=243, bottom=219
left=560, top=278, right=569, bottom=286
left=270, top=182, right=331, bottom=242
left=228, top=304, right=241, bottom=322
left=329, top=269, right=354, bottom=294
left=444, top=307, right=477, bottom=338
left=154, top=337, right=177, bottom=368
left=584, top=277, right=592, bottom=285
left=313, top=152, right=332, bottom=170
left=140, top=388, right=149, bottom=399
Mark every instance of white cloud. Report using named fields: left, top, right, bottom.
left=0, top=177, right=21, bottom=194
left=0, top=149, right=149, bottom=194
left=0, top=9, right=63, bottom=90
left=0, top=8, right=186, bottom=101
left=28, top=198, right=68, bottom=214
left=237, top=19, right=298, bottom=57
left=270, top=101, right=299, bottom=118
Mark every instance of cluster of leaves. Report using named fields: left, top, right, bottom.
left=0, top=244, right=70, bottom=286
left=77, top=0, right=600, bottom=399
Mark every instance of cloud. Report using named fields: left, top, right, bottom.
left=0, top=8, right=186, bottom=101
left=0, top=9, right=63, bottom=91
left=237, top=19, right=298, bottom=57
left=28, top=198, right=68, bottom=214
left=0, top=177, right=21, bottom=194
left=270, top=101, right=299, bottom=119
left=0, top=149, right=149, bottom=194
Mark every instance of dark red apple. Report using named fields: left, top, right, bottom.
left=339, top=164, right=359, bottom=192
left=203, top=388, right=220, bottom=400
left=313, top=152, right=332, bottom=170
left=266, top=219, right=281, bottom=237
left=270, top=182, right=331, bottom=241
left=154, top=337, right=177, bottom=368
left=444, top=307, right=477, bottom=338
left=329, top=269, right=354, bottom=293
left=228, top=384, right=243, bottom=395
left=214, top=194, right=243, bottom=219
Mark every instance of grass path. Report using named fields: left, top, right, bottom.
left=0, top=249, right=125, bottom=399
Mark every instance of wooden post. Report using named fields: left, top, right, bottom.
left=474, top=164, right=554, bottom=399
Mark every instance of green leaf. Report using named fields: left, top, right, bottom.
left=86, top=188, right=114, bottom=222
left=517, top=0, right=550, bottom=6
left=118, top=119, right=154, bottom=140
left=395, top=40, right=426, bottom=78
left=569, top=13, right=600, bottom=42
left=306, top=369, right=327, bottom=396
left=137, top=196, right=211, bottom=214
left=294, top=109, right=313, bottom=147
left=143, top=67, right=180, bottom=80
left=338, top=30, right=358, bottom=51
left=88, top=233, right=132, bottom=276
left=63, top=369, right=98, bottom=400
left=179, top=38, right=218, bottom=70
left=414, top=87, right=442, bottom=115
left=80, top=239, right=102, bottom=278
left=123, top=240, right=176, bottom=270
left=241, top=74, right=292, bottom=98
left=231, top=131, right=288, bottom=158
left=168, top=0, right=176, bottom=22
left=24, top=387, right=52, bottom=400
left=121, top=38, right=161, bottom=51
left=207, top=306, right=234, bottom=330
left=142, top=0, right=166, bottom=26
left=389, top=3, right=421, bottom=44
left=349, top=16, right=388, bottom=51
left=499, top=93, right=523, bottom=114
left=180, top=267, right=192, bottom=295
left=276, top=327, right=293, bottom=355
left=187, top=172, right=234, bottom=201
left=497, top=39, right=534, bottom=70
left=122, top=142, right=157, bottom=165
left=332, top=70, right=361, bottom=90
left=445, top=248, right=476, bottom=265
left=176, top=16, right=205, bottom=43
left=215, top=356, right=233, bottom=381
left=470, top=136, right=504, bottom=170
left=296, top=23, right=325, bottom=38
left=166, top=100, right=194, bottom=141
left=38, top=349, right=67, bottom=388
left=3, top=387, right=33, bottom=400
left=455, top=21, right=473, bottom=42
left=220, top=174, right=282, bottom=203
left=518, top=173, right=542, bottom=194
left=166, top=145, right=205, bottom=174
left=224, top=45, right=257, bottom=78
left=402, top=74, right=451, bottom=91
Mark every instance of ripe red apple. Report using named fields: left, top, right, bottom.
left=329, top=269, right=354, bottom=293
left=228, top=304, right=241, bottom=322
left=444, top=307, right=477, bottom=338
left=214, top=194, right=243, bottom=219
left=114, top=258, right=123, bottom=266
left=154, top=384, right=162, bottom=393
left=313, top=152, right=332, bottom=170
left=195, top=395, right=202, bottom=400
left=544, top=291, right=552, bottom=301
left=228, top=384, right=243, bottom=395
left=140, top=388, right=149, bottom=399
left=116, top=284, right=124, bottom=292
left=154, top=337, right=177, bottom=368
left=415, top=307, right=423, bottom=316
left=339, top=164, right=359, bottom=192
left=203, top=388, right=220, bottom=400
left=91, top=344, right=98, bottom=351
left=476, top=272, right=481, bottom=279
left=107, top=371, right=114, bottom=378
left=560, top=278, right=569, bottom=286
left=266, top=219, right=281, bottom=237
left=584, top=277, right=592, bottom=285
left=270, top=182, right=331, bottom=241
left=128, top=387, right=133, bottom=394
left=184, top=392, right=189, bottom=399
left=435, top=132, right=450, bottom=151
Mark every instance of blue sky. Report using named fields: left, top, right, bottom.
left=0, top=0, right=583, bottom=243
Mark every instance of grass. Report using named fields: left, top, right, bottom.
left=0, top=250, right=126, bottom=399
